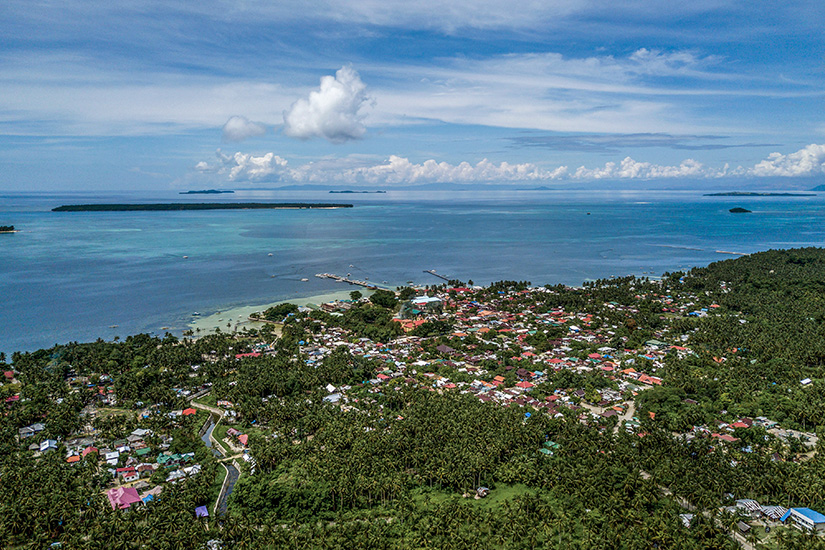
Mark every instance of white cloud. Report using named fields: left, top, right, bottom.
left=573, top=157, right=718, bottom=179
left=627, top=48, right=722, bottom=78
left=748, top=143, right=825, bottom=177
left=283, top=65, right=373, bottom=143
left=195, top=144, right=825, bottom=186
left=196, top=149, right=289, bottom=181
left=222, top=115, right=267, bottom=142
left=334, top=156, right=566, bottom=184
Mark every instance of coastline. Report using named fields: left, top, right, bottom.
left=188, top=289, right=373, bottom=334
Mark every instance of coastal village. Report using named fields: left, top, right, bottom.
left=4, top=274, right=825, bottom=546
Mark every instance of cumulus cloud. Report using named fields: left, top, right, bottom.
left=573, top=157, right=718, bottom=179
left=196, top=149, right=289, bottom=182
left=222, top=116, right=267, bottom=142
left=283, top=66, right=373, bottom=143
left=194, top=144, right=825, bottom=186
left=335, top=156, right=566, bottom=184
left=749, top=143, right=825, bottom=177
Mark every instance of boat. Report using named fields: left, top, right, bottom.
left=268, top=253, right=273, bottom=256
left=193, top=312, right=200, bottom=316
left=109, top=325, right=119, bottom=328
left=301, top=278, right=309, bottom=282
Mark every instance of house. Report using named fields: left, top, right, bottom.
left=82, top=446, right=98, bottom=457
left=39, top=440, right=58, bottom=453
left=131, top=428, right=152, bottom=438
left=782, top=507, right=825, bottom=533
left=18, top=426, right=35, bottom=438
left=140, top=486, right=163, bottom=503
left=107, top=487, right=142, bottom=510
left=760, top=505, right=787, bottom=521
left=735, top=499, right=761, bottom=518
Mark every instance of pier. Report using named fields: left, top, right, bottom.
left=423, top=269, right=451, bottom=282
left=315, top=273, right=378, bottom=289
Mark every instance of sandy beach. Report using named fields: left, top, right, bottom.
left=188, top=289, right=373, bottom=335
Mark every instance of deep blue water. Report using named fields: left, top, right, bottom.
left=2, top=188, right=824, bottom=354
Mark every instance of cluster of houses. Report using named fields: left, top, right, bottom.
left=9, top=281, right=824, bottom=526
left=16, top=414, right=204, bottom=510
left=283, top=289, right=679, bottom=430
left=725, top=498, right=825, bottom=534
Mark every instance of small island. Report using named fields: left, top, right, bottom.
left=52, top=203, right=353, bottom=212
left=729, top=207, right=752, bottom=213
left=329, top=190, right=387, bottom=194
left=179, top=189, right=234, bottom=194
left=704, top=192, right=815, bottom=197
left=0, top=225, right=15, bottom=233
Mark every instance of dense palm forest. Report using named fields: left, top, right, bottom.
left=2, top=249, right=825, bottom=549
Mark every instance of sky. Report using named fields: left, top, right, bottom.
left=2, top=0, right=825, bottom=190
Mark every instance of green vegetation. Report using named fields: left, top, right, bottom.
left=368, top=288, right=398, bottom=309
left=260, top=302, right=299, bottom=322
left=0, top=225, right=14, bottom=232
left=5, top=248, right=825, bottom=548
left=51, top=202, right=353, bottom=212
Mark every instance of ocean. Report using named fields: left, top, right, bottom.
left=2, top=188, right=824, bottom=355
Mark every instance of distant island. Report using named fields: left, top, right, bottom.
left=329, top=190, right=387, bottom=194
left=729, top=207, right=752, bottom=213
left=52, top=203, right=353, bottom=212
left=704, top=192, right=815, bottom=197
left=0, top=225, right=15, bottom=232
left=179, top=189, right=234, bottom=194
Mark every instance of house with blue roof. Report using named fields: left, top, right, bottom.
left=781, top=507, right=825, bottom=533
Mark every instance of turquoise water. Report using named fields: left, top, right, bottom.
left=2, top=188, right=824, bottom=354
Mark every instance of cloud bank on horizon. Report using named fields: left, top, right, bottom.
left=2, top=1, right=825, bottom=189
left=195, top=143, right=825, bottom=185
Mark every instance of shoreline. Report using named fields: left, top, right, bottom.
left=188, top=289, right=374, bottom=335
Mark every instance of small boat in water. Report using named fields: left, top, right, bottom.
left=301, top=278, right=309, bottom=282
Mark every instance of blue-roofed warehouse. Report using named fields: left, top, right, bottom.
left=783, top=507, right=825, bottom=533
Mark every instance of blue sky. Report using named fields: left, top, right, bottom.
left=2, top=0, right=825, bottom=190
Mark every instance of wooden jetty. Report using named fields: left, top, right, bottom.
left=423, top=269, right=450, bottom=282
left=315, top=273, right=378, bottom=289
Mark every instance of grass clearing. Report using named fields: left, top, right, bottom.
left=193, top=393, right=218, bottom=408
left=411, top=483, right=538, bottom=510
